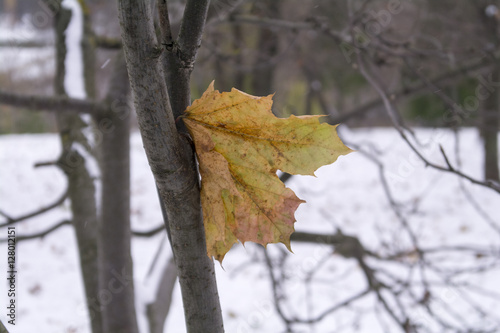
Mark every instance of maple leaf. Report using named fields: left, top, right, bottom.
left=183, top=82, right=352, bottom=262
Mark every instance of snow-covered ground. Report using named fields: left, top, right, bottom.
left=0, top=127, right=499, bottom=333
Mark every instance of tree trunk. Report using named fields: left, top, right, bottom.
left=251, top=0, right=281, bottom=96
left=53, top=4, right=103, bottom=333
left=118, top=0, right=224, bottom=332
left=480, top=68, right=500, bottom=182
left=97, top=52, right=138, bottom=333
left=479, top=8, right=500, bottom=182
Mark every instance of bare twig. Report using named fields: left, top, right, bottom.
left=132, top=224, right=165, bottom=237
left=0, top=188, right=69, bottom=228
left=355, top=53, right=500, bottom=193
left=0, top=220, right=71, bottom=243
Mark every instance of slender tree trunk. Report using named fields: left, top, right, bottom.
left=214, top=23, right=245, bottom=92
left=97, top=52, right=138, bottom=333
left=251, top=0, right=281, bottom=96
left=479, top=9, right=500, bottom=182
left=233, top=24, right=245, bottom=90
left=53, top=4, right=102, bottom=333
left=480, top=68, right=500, bottom=182
left=118, top=1, right=224, bottom=332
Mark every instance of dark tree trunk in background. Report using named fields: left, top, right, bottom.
left=54, top=1, right=138, bottom=331
left=480, top=68, right=500, bottom=182
left=251, top=0, right=281, bottom=96
left=213, top=21, right=245, bottom=92
left=232, top=24, right=245, bottom=90
left=479, top=9, right=500, bottom=182
left=97, top=52, right=138, bottom=333
left=53, top=4, right=103, bottom=333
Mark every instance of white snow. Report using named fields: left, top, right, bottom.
left=0, top=128, right=499, bottom=332
left=61, top=0, right=86, bottom=100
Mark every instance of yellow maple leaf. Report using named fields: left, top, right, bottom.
left=183, top=82, right=353, bottom=262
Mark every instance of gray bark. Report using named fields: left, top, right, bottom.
left=53, top=5, right=103, bottom=333
left=0, top=90, right=105, bottom=115
left=117, top=0, right=224, bottom=332
left=146, top=257, right=178, bottom=333
left=97, top=52, right=139, bottom=333
left=479, top=11, right=500, bottom=182
left=480, top=69, right=500, bottom=182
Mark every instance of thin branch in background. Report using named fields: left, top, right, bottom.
left=284, top=285, right=371, bottom=325
left=291, top=230, right=380, bottom=258
left=459, top=179, right=500, bottom=235
left=0, top=90, right=106, bottom=115
left=439, top=145, right=455, bottom=170
left=345, top=141, right=421, bottom=250
left=34, top=160, right=58, bottom=168
left=0, top=40, right=53, bottom=48
left=132, top=224, right=165, bottom=237
left=205, top=0, right=247, bottom=26
left=0, top=220, right=71, bottom=243
left=0, top=35, right=121, bottom=49
left=453, top=127, right=500, bottom=235
left=262, top=249, right=293, bottom=331
left=211, top=14, right=500, bottom=127
left=0, top=188, right=69, bottom=228
left=200, top=32, right=299, bottom=74
left=146, top=233, right=168, bottom=278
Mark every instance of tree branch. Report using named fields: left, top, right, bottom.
left=0, top=40, right=53, bottom=48
left=213, top=15, right=500, bottom=125
left=160, top=0, right=211, bottom=123
left=0, top=90, right=106, bottom=115
left=177, top=0, right=211, bottom=67
left=132, top=224, right=165, bottom=237
left=0, top=220, right=71, bottom=243
left=0, top=36, right=122, bottom=49
left=0, top=188, right=68, bottom=228
left=356, top=52, right=500, bottom=194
